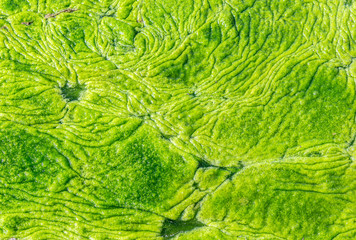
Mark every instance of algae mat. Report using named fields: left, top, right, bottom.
left=0, top=0, right=355, bottom=239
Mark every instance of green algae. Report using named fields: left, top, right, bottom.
left=0, top=0, right=355, bottom=239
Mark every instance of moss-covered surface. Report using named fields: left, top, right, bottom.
left=0, top=0, right=355, bottom=239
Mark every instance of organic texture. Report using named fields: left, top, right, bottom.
left=0, top=0, right=355, bottom=239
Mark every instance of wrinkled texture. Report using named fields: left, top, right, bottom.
left=0, top=0, right=355, bottom=239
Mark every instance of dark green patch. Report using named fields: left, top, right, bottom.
left=117, top=137, right=173, bottom=204
left=0, top=130, right=65, bottom=192
left=3, top=216, right=26, bottom=234
left=307, top=151, right=322, bottom=157
left=345, top=0, right=353, bottom=6
left=92, top=126, right=195, bottom=208
left=60, top=83, right=85, bottom=101
left=161, top=219, right=205, bottom=238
